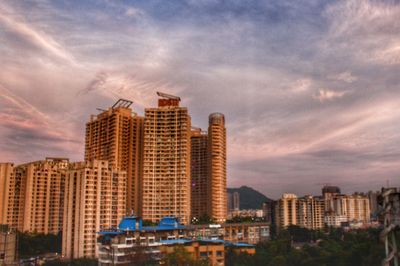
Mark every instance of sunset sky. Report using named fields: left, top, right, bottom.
left=1, top=0, right=400, bottom=198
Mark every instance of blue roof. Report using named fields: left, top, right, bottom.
left=160, top=239, right=193, bottom=245
left=118, top=216, right=141, bottom=231
left=225, top=242, right=256, bottom=248
left=98, top=231, right=124, bottom=235
left=159, top=217, right=181, bottom=227
left=142, top=217, right=186, bottom=231
left=199, top=239, right=225, bottom=244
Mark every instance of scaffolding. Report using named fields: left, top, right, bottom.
left=379, top=188, right=400, bottom=266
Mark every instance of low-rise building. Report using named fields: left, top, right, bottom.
left=324, top=213, right=348, bottom=228
left=188, top=223, right=269, bottom=244
left=97, top=217, right=257, bottom=266
left=0, top=225, right=16, bottom=265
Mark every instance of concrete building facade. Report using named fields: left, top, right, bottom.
left=330, top=194, right=371, bottom=224
left=84, top=99, right=143, bottom=216
left=0, top=225, right=16, bottom=265
left=207, top=113, right=227, bottom=223
left=62, top=160, right=126, bottom=259
left=297, top=195, right=325, bottom=230
left=141, top=95, right=191, bottom=224
left=0, top=163, right=13, bottom=225
left=190, top=128, right=208, bottom=219
left=275, top=193, right=298, bottom=229
left=1, top=158, right=68, bottom=234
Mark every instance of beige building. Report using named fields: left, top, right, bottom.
left=190, top=128, right=208, bottom=220
left=0, top=225, right=16, bottom=265
left=85, top=99, right=143, bottom=216
left=275, top=193, right=298, bottom=229
left=330, top=194, right=371, bottom=224
left=297, top=196, right=325, bottom=230
left=207, top=113, right=227, bottom=223
left=62, top=160, right=126, bottom=259
left=1, top=158, right=68, bottom=234
left=141, top=93, right=191, bottom=224
left=0, top=163, right=14, bottom=225
left=3, top=163, right=25, bottom=230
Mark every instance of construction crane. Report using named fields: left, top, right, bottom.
left=379, top=187, right=400, bottom=266
left=156, top=91, right=181, bottom=101
left=112, top=98, right=133, bottom=109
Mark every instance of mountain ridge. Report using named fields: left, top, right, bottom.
left=227, top=186, right=273, bottom=210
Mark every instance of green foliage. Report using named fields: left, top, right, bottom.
left=142, top=220, right=158, bottom=226
left=18, top=231, right=62, bottom=258
left=225, top=227, right=385, bottom=266
left=226, top=216, right=255, bottom=224
left=43, top=258, right=97, bottom=266
left=227, top=186, right=272, bottom=209
left=192, top=214, right=214, bottom=225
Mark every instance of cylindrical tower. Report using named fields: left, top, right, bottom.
left=208, top=113, right=227, bottom=222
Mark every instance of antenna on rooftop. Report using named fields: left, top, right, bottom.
left=156, top=91, right=181, bottom=101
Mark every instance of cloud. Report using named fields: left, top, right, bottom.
left=0, top=3, right=76, bottom=64
left=313, top=88, right=347, bottom=102
left=322, top=0, right=400, bottom=66
left=125, top=7, right=144, bottom=17
left=329, top=71, right=358, bottom=83
left=1, top=0, right=400, bottom=197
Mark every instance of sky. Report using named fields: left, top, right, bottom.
left=1, top=0, right=400, bottom=199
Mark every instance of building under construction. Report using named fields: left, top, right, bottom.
left=141, top=92, right=191, bottom=224
left=84, top=99, right=144, bottom=215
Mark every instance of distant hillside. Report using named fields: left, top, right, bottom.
left=227, top=186, right=273, bottom=210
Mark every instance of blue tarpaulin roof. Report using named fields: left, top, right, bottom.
left=118, top=217, right=140, bottom=231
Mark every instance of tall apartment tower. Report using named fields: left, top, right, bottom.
left=232, top=192, right=240, bottom=211
left=22, top=158, right=68, bottom=234
left=3, top=164, right=25, bottom=230
left=62, top=160, right=126, bottom=259
left=297, top=196, right=325, bottom=230
left=207, top=113, right=227, bottom=222
left=141, top=92, right=191, bottom=224
left=190, top=128, right=208, bottom=219
left=84, top=99, right=143, bottom=215
left=0, top=163, right=14, bottom=225
left=1, top=158, right=68, bottom=234
left=275, top=193, right=298, bottom=229
left=331, top=194, right=371, bottom=224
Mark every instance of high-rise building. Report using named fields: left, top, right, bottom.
left=275, top=194, right=298, bottom=229
left=62, top=160, right=126, bottom=259
left=0, top=163, right=14, bottom=225
left=330, top=194, right=370, bottom=224
left=368, top=191, right=379, bottom=218
left=232, top=192, right=240, bottom=211
left=297, top=195, right=325, bottom=230
left=141, top=93, right=191, bottom=224
left=2, top=158, right=68, bottom=234
left=322, top=185, right=341, bottom=212
left=227, top=192, right=232, bottom=212
left=207, top=113, right=227, bottom=223
left=4, top=164, right=25, bottom=230
left=84, top=99, right=143, bottom=215
left=190, top=128, right=208, bottom=219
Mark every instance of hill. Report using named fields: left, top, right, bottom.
left=227, top=186, right=273, bottom=210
